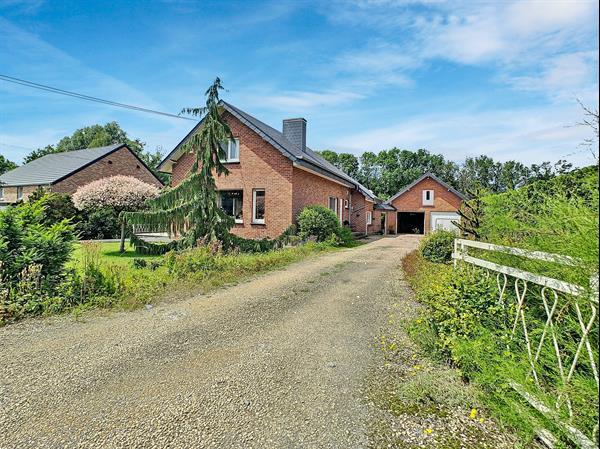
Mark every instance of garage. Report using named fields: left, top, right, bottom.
left=430, top=212, right=460, bottom=232
left=396, top=212, right=425, bottom=234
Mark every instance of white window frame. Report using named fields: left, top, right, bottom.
left=422, top=189, right=434, bottom=206
left=366, top=211, right=373, bottom=225
left=328, top=196, right=338, bottom=215
left=220, top=138, right=240, bottom=163
left=344, top=199, right=349, bottom=209
left=0, top=186, right=4, bottom=199
left=339, top=197, right=343, bottom=221
left=252, top=189, right=265, bottom=224
left=218, top=190, right=244, bottom=224
left=17, top=186, right=23, bottom=200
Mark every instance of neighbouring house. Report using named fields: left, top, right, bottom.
left=0, top=144, right=163, bottom=206
left=158, top=101, right=381, bottom=239
left=384, top=173, right=465, bottom=234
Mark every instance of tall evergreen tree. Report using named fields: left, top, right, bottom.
left=123, top=78, right=234, bottom=250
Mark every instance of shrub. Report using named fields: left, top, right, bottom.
left=0, top=200, right=76, bottom=321
left=419, top=230, right=456, bottom=263
left=297, top=205, right=340, bottom=242
left=132, top=258, right=148, bottom=269
left=28, top=190, right=81, bottom=226
left=77, top=207, right=120, bottom=239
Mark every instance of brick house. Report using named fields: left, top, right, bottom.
left=384, top=173, right=465, bottom=234
left=158, top=101, right=379, bottom=239
left=0, top=144, right=163, bottom=206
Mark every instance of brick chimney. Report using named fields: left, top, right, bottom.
left=282, top=118, right=307, bottom=152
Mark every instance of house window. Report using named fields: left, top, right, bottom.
left=17, top=187, right=23, bottom=200
left=0, top=187, right=4, bottom=199
left=367, top=211, right=373, bottom=225
left=344, top=199, right=349, bottom=209
left=220, top=138, right=240, bottom=163
left=219, top=190, right=243, bottom=223
left=423, top=189, right=434, bottom=206
left=252, top=189, right=265, bottom=224
left=328, top=196, right=338, bottom=214
left=339, top=197, right=343, bottom=221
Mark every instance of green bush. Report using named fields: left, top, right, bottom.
left=28, top=190, right=81, bottom=226
left=132, top=258, right=148, bottom=269
left=0, top=200, right=77, bottom=321
left=297, top=205, right=340, bottom=242
left=0, top=200, right=76, bottom=286
left=419, top=230, right=456, bottom=263
left=77, top=207, right=120, bottom=239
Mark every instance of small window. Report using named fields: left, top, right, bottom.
left=17, top=187, right=23, bottom=200
left=219, top=190, right=243, bottom=223
left=422, top=189, right=434, bottom=206
left=220, top=138, right=240, bottom=163
left=328, top=196, right=338, bottom=214
left=0, top=187, right=4, bottom=199
left=366, top=211, right=373, bottom=225
left=344, top=199, right=349, bottom=209
left=252, top=189, right=265, bottom=224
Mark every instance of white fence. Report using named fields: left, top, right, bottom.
left=453, top=239, right=598, bottom=449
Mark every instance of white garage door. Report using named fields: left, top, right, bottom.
left=430, top=212, right=460, bottom=232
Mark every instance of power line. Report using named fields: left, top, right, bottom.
left=0, top=74, right=199, bottom=122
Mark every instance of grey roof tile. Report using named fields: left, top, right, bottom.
left=0, top=144, right=124, bottom=186
left=159, top=101, right=379, bottom=201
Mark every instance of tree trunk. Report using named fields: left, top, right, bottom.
left=119, top=220, right=126, bottom=254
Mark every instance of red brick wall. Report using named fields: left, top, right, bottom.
left=171, top=112, right=294, bottom=239
left=292, top=168, right=351, bottom=225
left=389, top=176, right=462, bottom=233
left=349, top=190, right=377, bottom=234
left=52, top=147, right=162, bottom=194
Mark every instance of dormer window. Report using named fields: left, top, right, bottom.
left=422, top=189, right=434, bottom=206
left=220, top=138, right=240, bottom=163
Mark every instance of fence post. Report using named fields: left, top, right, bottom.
left=453, top=239, right=459, bottom=269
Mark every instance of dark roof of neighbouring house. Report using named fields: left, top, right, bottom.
left=158, top=101, right=378, bottom=201
left=384, top=172, right=466, bottom=204
left=0, top=144, right=163, bottom=187
left=374, top=202, right=396, bottom=211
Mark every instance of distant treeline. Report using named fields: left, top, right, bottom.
left=317, top=148, right=575, bottom=199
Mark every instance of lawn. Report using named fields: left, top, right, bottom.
left=70, top=241, right=162, bottom=268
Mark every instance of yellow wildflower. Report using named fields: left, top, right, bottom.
left=470, top=408, right=477, bottom=419
left=424, top=428, right=433, bottom=435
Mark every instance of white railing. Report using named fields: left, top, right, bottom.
left=453, top=239, right=598, bottom=449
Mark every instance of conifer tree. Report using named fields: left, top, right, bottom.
left=123, top=78, right=234, bottom=251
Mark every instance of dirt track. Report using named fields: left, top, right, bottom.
left=0, top=236, right=421, bottom=449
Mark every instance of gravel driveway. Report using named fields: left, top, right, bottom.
left=1, top=235, right=420, bottom=449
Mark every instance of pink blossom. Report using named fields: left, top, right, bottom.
left=72, top=175, right=159, bottom=211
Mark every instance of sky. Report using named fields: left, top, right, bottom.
left=0, top=0, right=598, bottom=167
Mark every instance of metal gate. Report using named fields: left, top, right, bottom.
left=453, top=238, right=598, bottom=448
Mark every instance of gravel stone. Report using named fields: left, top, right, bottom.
left=0, top=236, right=421, bottom=449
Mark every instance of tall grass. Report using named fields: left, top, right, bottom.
left=403, top=166, right=599, bottom=446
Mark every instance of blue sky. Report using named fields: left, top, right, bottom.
left=1, top=0, right=598, bottom=166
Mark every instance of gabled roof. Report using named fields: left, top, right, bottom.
left=385, top=172, right=465, bottom=204
left=0, top=144, right=163, bottom=187
left=158, top=101, right=378, bottom=199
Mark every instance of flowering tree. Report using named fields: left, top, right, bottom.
left=73, top=175, right=159, bottom=251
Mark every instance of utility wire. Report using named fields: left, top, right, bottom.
left=0, top=74, right=199, bottom=122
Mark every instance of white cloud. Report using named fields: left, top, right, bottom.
left=506, top=51, right=599, bottom=99
left=244, top=90, right=365, bottom=111
left=332, top=103, right=597, bottom=166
